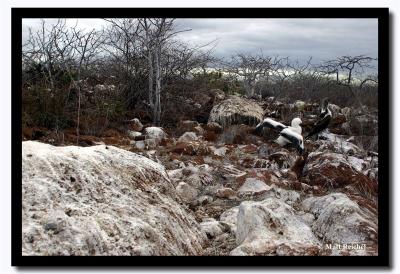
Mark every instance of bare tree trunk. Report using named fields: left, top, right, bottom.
left=154, top=45, right=162, bottom=125
left=243, top=79, right=254, bottom=97
left=148, top=50, right=154, bottom=110
left=76, top=84, right=81, bottom=145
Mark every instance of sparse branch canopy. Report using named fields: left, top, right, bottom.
left=224, top=51, right=280, bottom=97
left=318, top=55, right=377, bottom=86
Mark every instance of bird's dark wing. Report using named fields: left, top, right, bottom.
left=305, top=114, right=331, bottom=139
left=280, top=129, right=304, bottom=154
left=254, top=118, right=286, bottom=135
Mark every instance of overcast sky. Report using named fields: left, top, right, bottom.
left=22, top=18, right=378, bottom=67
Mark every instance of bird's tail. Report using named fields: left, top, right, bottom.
left=253, top=123, right=264, bottom=135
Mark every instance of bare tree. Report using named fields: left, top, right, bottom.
left=103, top=19, right=146, bottom=108
left=137, top=18, right=191, bottom=125
left=268, top=57, right=312, bottom=102
left=319, top=55, right=377, bottom=110
left=224, top=51, right=280, bottom=97
left=23, top=19, right=104, bottom=140
left=163, top=39, right=217, bottom=80
left=71, top=26, right=104, bottom=143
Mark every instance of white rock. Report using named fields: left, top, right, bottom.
left=215, top=187, right=236, bottom=199
left=22, top=141, right=206, bottom=256
left=127, top=130, right=142, bottom=139
left=219, top=206, right=239, bottom=234
left=144, top=127, right=166, bottom=141
left=176, top=181, right=199, bottom=203
left=182, top=164, right=213, bottom=188
left=144, top=138, right=158, bottom=149
left=177, top=132, right=198, bottom=143
left=167, top=168, right=183, bottom=183
left=347, top=156, right=366, bottom=172
left=200, top=218, right=228, bottom=239
left=261, top=185, right=301, bottom=205
left=302, top=193, right=377, bottom=255
left=231, top=198, right=320, bottom=256
left=318, top=132, right=363, bottom=156
left=238, top=178, right=271, bottom=196
left=210, top=146, right=227, bottom=157
left=329, top=103, right=342, bottom=116
left=341, top=107, right=352, bottom=118
left=134, top=140, right=145, bottom=150
left=218, top=164, right=247, bottom=180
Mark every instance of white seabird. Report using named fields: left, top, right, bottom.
left=254, top=117, right=303, bottom=135
left=254, top=117, right=304, bottom=154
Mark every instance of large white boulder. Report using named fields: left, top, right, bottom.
left=231, top=198, right=320, bottom=256
left=22, top=141, right=206, bottom=256
left=208, top=95, right=264, bottom=128
left=302, top=193, right=377, bottom=255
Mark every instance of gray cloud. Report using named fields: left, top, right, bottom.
left=22, top=18, right=378, bottom=67
left=174, top=18, right=378, bottom=64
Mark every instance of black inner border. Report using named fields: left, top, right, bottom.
left=11, top=7, right=390, bottom=267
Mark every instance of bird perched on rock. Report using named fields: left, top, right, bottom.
left=254, top=117, right=304, bottom=154
left=305, top=98, right=332, bottom=140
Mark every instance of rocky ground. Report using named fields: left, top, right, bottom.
left=22, top=94, right=379, bottom=256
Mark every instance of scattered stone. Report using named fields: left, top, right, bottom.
left=134, top=140, right=146, bottom=150
left=260, top=185, right=301, bottom=205
left=172, top=141, right=210, bottom=156
left=215, top=187, right=236, bottom=199
left=144, top=127, right=166, bottom=141
left=237, top=178, right=271, bottom=196
left=268, top=150, right=296, bottom=169
left=218, top=164, right=247, bottom=182
left=144, top=138, right=158, bottom=149
left=219, top=206, right=239, bottom=234
left=193, top=125, right=205, bottom=136
left=197, top=195, right=214, bottom=206
left=341, top=107, right=352, bottom=119
left=129, top=118, right=143, bottom=132
left=209, top=146, right=227, bottom=157
left=329, top=103, right=342, bottom=117
left=258, top=144, right=269, bottom=158
left=127, top=130, right=142, bottom=139
left=239, top=144, right=258, bottom=154
left=200, top=218, right=228, bottom=239
left=204, top=122, right=223, bottom=134
left=178, top=132, right=199, bottom=143
left=176, top=181, right=199, bottom=203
